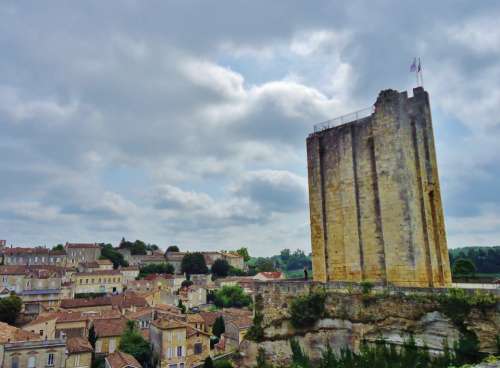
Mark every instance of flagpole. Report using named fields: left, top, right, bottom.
left=418, top=57, right=424, bottom=87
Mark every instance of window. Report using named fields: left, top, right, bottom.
left=86, top=279, right=89, bottom=284
left=109, top=338, right=116, bottom=353
left=80, top=279, right=83, bottom=284
left=11, top=356, right=19, bottom=368
left=47, top=353, right=55, bottom=366
left=177, top=346, right=183, bottom=357
left=168, top=365, right=178, bottom=368
left=75, top=354, right=80, bottom=366
left=194, top=343, right=203, bottom=355
left=28, top=356, right=36, bottom=368
left=39, top=329, right=44, bottom=336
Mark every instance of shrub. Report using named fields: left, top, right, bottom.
left=360, top=281, right=374, bottom=295
left=214, top=360, right=233, bottom=368
left=212, top=259, right=230, bottom=278
left=214, top=285, right=252, bottom=308
left=246, top=294, right=264, bottom=341
left=289, top=290, right=326, bottom=328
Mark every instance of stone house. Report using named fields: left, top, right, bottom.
left=105, top=351, right=142, bottom=368
left=0, top=247, right=67, bottom=266
left=178, top=285, right=207, bottom=310
left=164, top=252, right=184, bottom=274
left=0, top=323, right=67, bottom=368
left=71, top=270, right=123, bottom=295
left=0, top=265, right=69, bottom=314
left=120, top=266, right=139, bottom=284
left=150, top=319, right=188, bottom=368
left=65, top=243, right=101, bottom=267
left=185, top=326, right=210, bottom=367
left=60, top=296, right=114, bottom=313
left=94, top=318, right=128, bottom=356
left=224, top=316, right=253, bottom=348
left=96, top=259, right=114, bottom=270
left=65, top=337, right=93, bottom=368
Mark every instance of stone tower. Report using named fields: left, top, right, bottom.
left=307, top=87, right=451, bottom=287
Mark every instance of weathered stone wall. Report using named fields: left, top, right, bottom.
left=307, top=87, right=452, bottom=287
left=240, top=282, right=500, bottom=368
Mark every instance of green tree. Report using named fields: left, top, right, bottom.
left=289, top=290, right=326, bottom=328
left=99, top=243, right=129, bottom=269
left=214, top=285, right=252, bottom=308
left=212, top=259, right=230, bottom=278
left=254, top=258, right=275, bottom=273
left=178, top=299, right=186, bottom=313
left=181, top=252, right=209, bottom=275
left=138, top=263, right=175, bottom=278
left=119, top=320, right=153, bottom=367
left=88, top=325, right=97, bottom=349
left=166, top=245, right=180, bottom=252
left=0, top=294, right=22, bottom=324
left=214, top=360, right=233, bottom=368
left=212, top=316, right=225, bottom=338
left=52, top=244, right=64, bottom=251
left=203, top=357, right=214, bottom=368
left=452, top=258, right=476, bottom=277
left=235, top=247, right=250, bottom=262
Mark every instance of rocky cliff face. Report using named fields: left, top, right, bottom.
left=238, top=289, right=499, bottom=368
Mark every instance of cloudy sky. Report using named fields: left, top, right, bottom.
left=1, top=1, right=499, bottom=255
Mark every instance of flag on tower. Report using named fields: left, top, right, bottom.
left=410, top=57, right=417, bottom=72
left=417, top=58, right=422, bottom=72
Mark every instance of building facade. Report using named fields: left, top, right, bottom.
left=307, top=88, right=451, bottom=287
left=71, top=270, right=123, bottom=295
left=65, top=243, right=101, bottom=267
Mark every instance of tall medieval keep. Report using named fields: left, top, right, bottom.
left=307, top=87, right=451, bottom=287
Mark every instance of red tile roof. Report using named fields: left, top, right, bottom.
left=105, top=351, right=142, bottom=368
left=93, top=317, right=128, bottom=338
left=66, top=243, right=100, bottom=249
left=66, top=336, right=93, bottom=354
left=60, top=296, right=112, bottom=309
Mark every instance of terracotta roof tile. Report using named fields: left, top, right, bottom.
left=75, top=269, right=122, bottom=277
left=66, top=243, right=100, bottom=249
left=93, top=318, right=128, bottom=337
left=0, top=322, right=41, bottom=344
left=66, top=336, right=93, bottom=354
left=106, top=351, right=142, bottom=368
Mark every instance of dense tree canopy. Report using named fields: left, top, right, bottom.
left=212, top=259, right=230, bottom=278
left=234, top=247, right=250, bottom=262
left=119, top=320, right=153, bottom=367
left=119, top=238, right=159, bottom=255
left=138, top=263, right=175, bottom=278
left=214, top=285, right=252, bottom=308
left=452, top=258, right=476, bottom=277
left=52, top=244, right=64, bottom=251
left=212, top=316, right=225, bottom=338
left=449, top=246, right=500, bottom=275
left=0, top=294, right=22, bottom=324
left=99, top=243, right=129, bottom=269
left=181, top=252, right=208, bottom=275
left=166, top=245, right=180, bottom=252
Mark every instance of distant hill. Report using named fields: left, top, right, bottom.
left=449, top=246, right=500, bottom=275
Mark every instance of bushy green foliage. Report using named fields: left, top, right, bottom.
left=214, top=359, right=233, bottom=368
left=452, top=258, right=476, bottom=277
left=181, top=252, right=209, bottom=275
left=212, top=315, right=225, bottom=338
left=228, top=266, right=247, bottom=276
left=178, top=299, right=186, bottom=313
left=214, top=285, right=252, bottom=308
left=119, top=238, right=158, bottom=255
left=288, top=337, right=470, bottom=368
left=453, top=330, right=481, bottom=366
left=212, top=259, right=230, bottom=278
left=360, top=281, right=374, bottom=295
left=436, top=288, right=497, bottom=326
left=166, top=245, right=179, bottom=252
left=138, top=262, right=175, bottom=278
left=246, top=294, right=265, bottom=341
left=52, top=244, right=64, bottom=251
left=0, top=294, right=22, bottom=324
left=119, top=320, right=153, bottom=367
left=255, top=348, right=272, bottom=368
left=204, top=356, right=214, bottom=368
left=449, top=246, right=500, bottom=274
left=234, top=247, right=251, bottom=262
left=289, top=290, right=326, bottom=328
left=99, top=243, right=129, bottom=269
